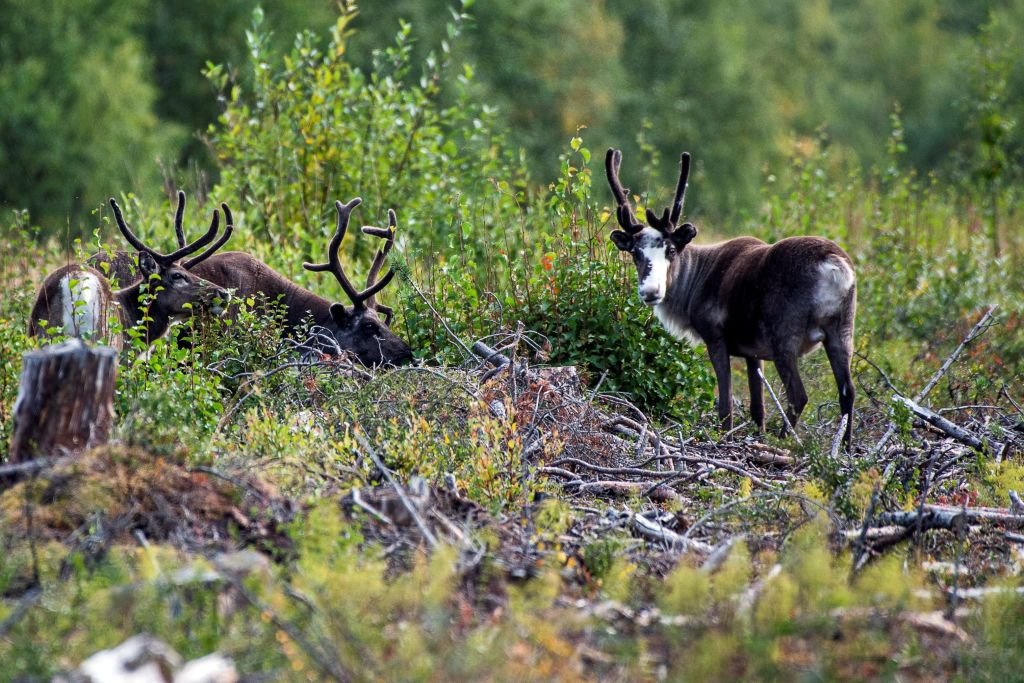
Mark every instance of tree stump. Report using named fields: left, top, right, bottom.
left=9, top=339, right=117, bottom=463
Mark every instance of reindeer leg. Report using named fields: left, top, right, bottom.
left=772, top=352, right=807, bottom=439
left=823, top=325, right=855, bottom=450
left=707, top=339, right=733, bottom=432
left=746, top=358, right=765, bottom=433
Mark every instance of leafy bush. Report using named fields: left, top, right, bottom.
left=207, top=4, right=524, bottom=268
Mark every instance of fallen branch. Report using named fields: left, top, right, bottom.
left=630, top=513, right=713, bottom=554
left=873, top=305, right=998, bottom=455
left=830, top=413, right=850, bottom=461
left=560, top=598, right=701, bottom=629
left=828, top=607, right=970, bottom=643
left=865, top=504, right=1024, bottom=534
left=720, top=442, right=794, bottom=467
left=573, top=480, right=683, bottom=505
left=894, top=395, right=1000, bottom=454
left=471, top=340, right=512, bottom=382
left=0, top=455, right=70, bottom=488
left=550, top=456, right=684, bottom=479
left=350, top=488, right=394, bottom=526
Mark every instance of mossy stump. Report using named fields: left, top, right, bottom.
left=9, top=339, right=117, bottom=463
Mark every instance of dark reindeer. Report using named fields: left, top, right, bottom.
left=29, top=197, right=232, bottom=350
left=605, top=148, right=856, bottom=448
left=188, top=197, right=413, bottom=367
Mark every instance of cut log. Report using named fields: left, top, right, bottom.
left=8, top=339, right=117, bottom=463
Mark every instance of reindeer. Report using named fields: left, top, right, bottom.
left=187, top=197, right=413, bottom=367
left=29, top=197, right=232, bottom=351
left=604, top=148, right=856, bottom=448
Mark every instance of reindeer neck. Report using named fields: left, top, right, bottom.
left=273, top=281, right=335, bottom=331
left=666, top=245, right=714, bottom=313
left=115, top=283, right=173, bottom=344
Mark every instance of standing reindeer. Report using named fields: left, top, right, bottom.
left=605, top=149, right=856, bottom=448
left=188, top=197, right=413, bottom=367
left=29, top=198, right=231, bottom=350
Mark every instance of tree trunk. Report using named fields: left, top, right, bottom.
left=8, top=339, right=117, bottom=463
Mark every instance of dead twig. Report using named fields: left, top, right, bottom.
left=226, top=574, right=352, bottom=683
left=757, top=368, right=802, bottom=446
left=355, top=434, right=438, bottom=549
left=351, top=488, right=394, bottom=526
left=0, top=456, right=70, bottom=488
left=573, top=480, right=683, bottom=505
left=0, top=588, right=42, bottom=639
left=406, top=276, right=475, bottom=360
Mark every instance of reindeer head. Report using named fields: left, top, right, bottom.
left=303, top=198, right=414, bottom=367
left=606, top=149, right=697, bottom=306
left=109, top=193, right=232, bottom=320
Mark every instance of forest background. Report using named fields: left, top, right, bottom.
left=2, top=0, right=1022, bottom=233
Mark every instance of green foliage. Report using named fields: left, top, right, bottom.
left=0, top=0, right=182, bottom=234
left=143, top=0, right=339, bottom=167
left=366, top=408, right=541, bottom=515
left=4, top=0, right=1024, bottom=228
left=966, top=580, right=1024, bottom=681
left=114, top=329, right=226, bottom=456
left=206, top=4, right=524, bottom=266
left=376, top=130, right=717, bottom=421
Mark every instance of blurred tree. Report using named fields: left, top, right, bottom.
left=0, top=0, right=181, bottom=234
left=963, top=5, right=1024, bottom=257
left=599, top=0, right=783, bottom=217
left=142, top=0, right=337, bottom=173
left=2, top=0, right=1022, bottom=234
left=350, top=0, right=624, bottom=177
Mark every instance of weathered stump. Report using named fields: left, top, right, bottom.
left=9, top=339, right=117, bottom=463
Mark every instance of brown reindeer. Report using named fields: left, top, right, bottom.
left=605, top=148, right=856, bottom=448
left=29, top=197, right=231, bottom=351
left=188, top=197, right=413, bottom=367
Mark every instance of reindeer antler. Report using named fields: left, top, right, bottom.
left=645, top=152, right=692, bottom=233
left=184, top=203, right=234, bottom=268
left=167, top=190, right=234, bottom=267
left=173, top=190, right=187, bottom=248
left=109, top=195, right=225, bottom=265
left=304, top=197, right=396, bottom=311
left=670, top=152, right=691, bottom=227
left=361, top=208, right=398, bottom=324
left=605, top=148, right=644, bottom=234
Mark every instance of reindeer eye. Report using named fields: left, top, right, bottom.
left=171, top=273, right=186, bottom=282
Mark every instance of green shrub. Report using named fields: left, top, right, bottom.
left=206, top=4, right=524, bottom=269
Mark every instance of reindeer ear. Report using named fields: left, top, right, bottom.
left=329, top=303, right=352, bottom=326
left=609, top=230, right=634, bottom=251
left=138, top=251, right=159, bottom=277
left=670, top=222, right=698, bottom=249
